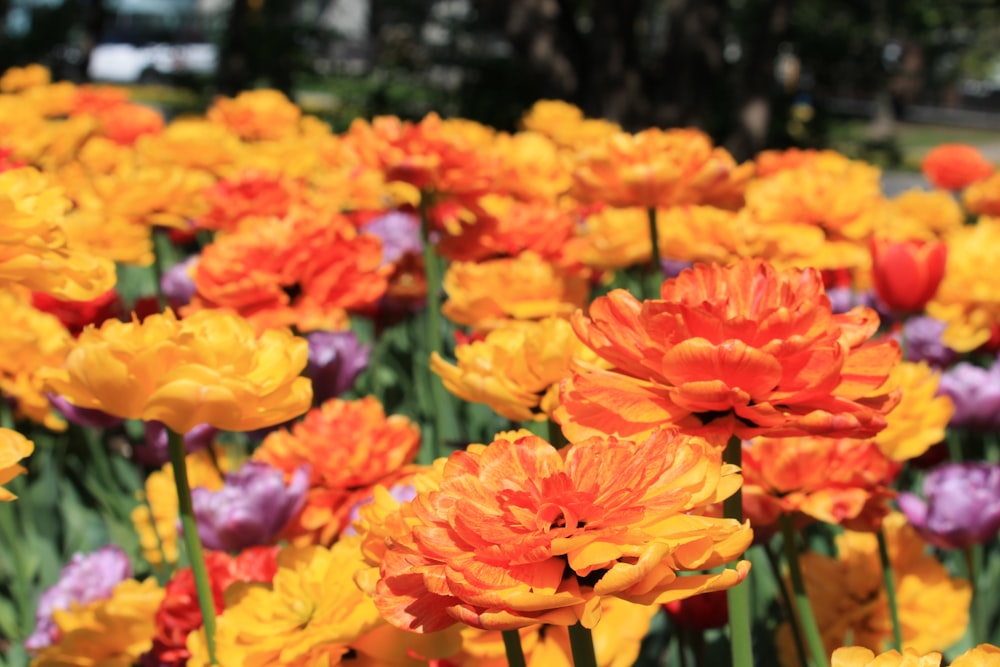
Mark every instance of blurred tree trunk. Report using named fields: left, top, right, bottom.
left=216, top=0, right=251, bottom=95
left=79, top=0, right=106, bottom=82
left=724, top=0, right=791, bottom=160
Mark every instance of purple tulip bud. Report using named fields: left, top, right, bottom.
left=191, top=461, right=309, bottom=552
left=661, top=258, right=693, bottom=280
left=160, top=257, right=198, bottom=310
left=895, top=315, right=960, bottom=368
left=825, top=287, right=889, bottom=321
left=26, top=546, right=132, bottom=651
left=306, top=330, right=371, bottom=403
left=48, top=394, right=123, bottom=429
left=362, top=211, right=423, bottom=266
left=135, top=421, right=216, bottom=467
left=898, top=462, right=1000, bottom=550
left=937, top=360, right=1000, bottom=431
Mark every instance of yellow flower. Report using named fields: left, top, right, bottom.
left=927, top=218, right=1000, bottom=352
left=0, top=289, right=73, bottom=430
left=0, top=167, right=116, bottom=300
left=447, top=598, right=658, bottom=667
left=442, top=252, right=590, bottom=330
left=874, top=361, right=953, bottom=461
left=777, top=513, right=970, bottom=666
left=831, top=646, right=941, bottom=667
left=520, top=100, right=621, bottom=151
left=493, top=131, right=572, bottom=202
left=44, top=309, right=312, bottom=434
left=0, top=428, right=33, bottom=501
left=137, top=118, right=242, bottom=176
left=131, top=449, right=226, bottom=566
left=30, top=578, right=164, bottom=667
left=430, top=317, right=603, bottom=422
left=952, top=645, right=1000, bottom=667
left=744, top=155, right=883, bottom=270
left=877, top=189, right=964, bottom=240
left=187, top=537, right=456, bottom=667
left=0, top=64, right=50, bottom=92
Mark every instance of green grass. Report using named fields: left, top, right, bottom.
left=827, top=119, right=1000, bottom=170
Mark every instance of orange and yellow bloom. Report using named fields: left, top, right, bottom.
left=557, top=259, right=901, bottom=445
left=374, top=429, right=751, bottom=632
left=0, top=428, right=33, bottom=501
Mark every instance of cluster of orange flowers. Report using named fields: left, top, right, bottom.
left=6, top=61, right=1000, bottom=667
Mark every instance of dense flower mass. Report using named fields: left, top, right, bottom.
left=557, top=259, right=901, bottom=445
left=43, top=309, right=312, bottom=434
left=374, top=430, right=751, bottom=632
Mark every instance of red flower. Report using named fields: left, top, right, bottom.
left=664, top=589, right=729, bottom=630
left=870, top=238, right=947, bottom=313
left=147, top=547, right=278, bottom=667
left=31, top=288, right=121, bottom=336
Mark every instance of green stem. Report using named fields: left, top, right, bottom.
left=780, top=514, right=830, bottom=667
left=547, top=418, right=568, bottom=449
left=965, top=545, right=986, bottom=645
left=0, top=501, right=33, bottom=637
left=167, top=429, right=218, bottom=665
left=418, top=193, right=458, bottom=460
left=501, top=629, right=528, bottom=667
left=646, top=206, right=663, bottom=299
left=568, top=622, right=599, bottom=667
left=877, top=527, right=902, bottom=651
left=763, top=542, right=809, bottom=667
left=151, top=228, right=170, bottom=311
left=722, top=435, right=753, bottom=667
left=677, top=623, right=690, bottom=667
left=947, top=428, right=964, bottom=463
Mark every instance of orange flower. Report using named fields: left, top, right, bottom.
left=519, top=100, right=621, bottom=151
left=95, top=102, right=164, bottom=146
left=442, top=252, right=589, bottom=331
left=373, top=430, right=751, bottom=632
left=870, top=238, right=947, bottom=313
left=206, top=89, right=302, bottom=142
left=742, top=436, right=900, bottom=530
left=187, top=211, right=388, bottom=333
left=921, top=144, right=994, bottom=191
left=436, top=195, right=580, bottom=266
left=556, top=259, right=901, bottom=445
left=349, top=113, right=497, bottom=198
left=572, top=128, right=752, bottom=210
left=0, top=64, right=50, bottom=93
left=754, top=148, right=843, bottom=178
left=195, top=170, right=305, bottom=233
left=255, top=397, right=420, bottom=545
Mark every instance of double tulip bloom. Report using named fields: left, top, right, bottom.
left=556, top=259, right=901, bottom=445
left=43, top=309, right=312, bottom=434
left=373, top=430, right=751, bottom=632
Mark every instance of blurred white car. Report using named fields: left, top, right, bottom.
left=87, top=41, right=218, bottom=83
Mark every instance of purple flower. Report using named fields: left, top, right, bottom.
left=191, top=461, right=309, bottom=552
left=362, top=211, right=423, bottom=265
left=48, top=394, right=123, bottom=429
left=937, top=360, right=1000, bottom=431
left=896, top=315, right=960, bottom=368
left=134, top=421, right=216, bottom=467
left=160, top=257, right=198, bottom=310
left=897, top=462, right=1000, bottom=550
left=825, top=287, right=891, bottom=322
left=26, top=546, right=132, bottom=651
left=306, top=330, right=371, bottom=404
left=661, top=258, right=693, bottom=280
